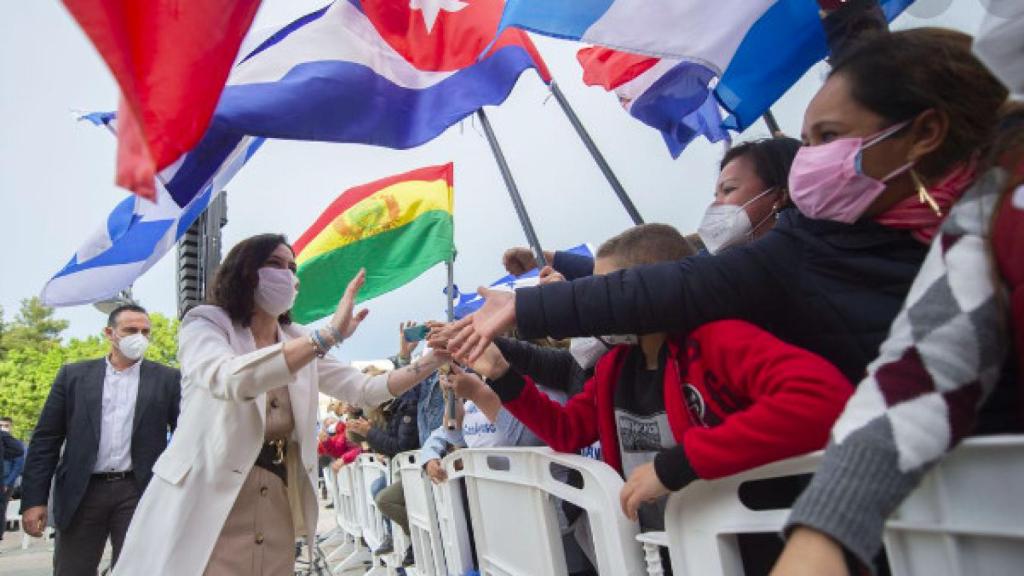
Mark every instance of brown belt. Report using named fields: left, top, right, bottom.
left=254, top=440, right=287, bottom=486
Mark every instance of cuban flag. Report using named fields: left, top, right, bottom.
left=42, top=0, right=549, bottom=306
left=498, top=0, right=914, bottom=141
left=451, top=244, right=593, bottom=319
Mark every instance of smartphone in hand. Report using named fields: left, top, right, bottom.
left=403, top=324, right=430, bottom=342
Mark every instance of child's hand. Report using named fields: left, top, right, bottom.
left=425, top=459, right=448, bottom=484
left=619, top=462, right=670, bottom=521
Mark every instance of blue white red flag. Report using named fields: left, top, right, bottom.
left=43, top=0, right=548, bottom=306
left=500, top=0, right=914, bottom=148
left=577, top=48, right=727, bottom=157
left=450, top=244, right=593, bottom=319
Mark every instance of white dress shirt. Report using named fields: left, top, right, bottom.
left=93, top=357, right=141, bottom=473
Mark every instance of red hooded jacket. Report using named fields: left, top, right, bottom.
left=495, top=319, right=852, bottom=489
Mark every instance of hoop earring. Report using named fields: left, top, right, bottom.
left=910, top=169, right=942, bottom=217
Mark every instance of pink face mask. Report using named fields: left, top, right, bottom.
left=789, top=121, right=913, bottom=223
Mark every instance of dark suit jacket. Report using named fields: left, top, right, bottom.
left=20, top=358, right=181, bottom=529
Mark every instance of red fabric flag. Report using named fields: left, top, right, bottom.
left=63, top=1, right=262, bottom=200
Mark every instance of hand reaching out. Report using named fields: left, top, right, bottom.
left=448, top=287, right=516, bottom=364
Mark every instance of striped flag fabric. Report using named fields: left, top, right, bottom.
left=498, top=0, right=914, bottom=141
left=43, top=0, right=547, bottom=307
left=63, top=0, right=262, bottom=200
left=451, top=243, right=594, bottom=319
left=291, top=164, right=455, bottom=324
left=577, top=47, right=728, bottom=157
left=40, top=112, right=264, bottom=307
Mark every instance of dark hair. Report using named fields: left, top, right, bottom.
left=108, top=304, right=148, bottom=328
left=0, top=416, right=11, bottom=423
left=597, top=223, right=696, bottom=268
left=719, top=137, right=801, bottom=195
left=209, top=233, right=293, bottom=327
left=829, top=28, right=1008, bottom=179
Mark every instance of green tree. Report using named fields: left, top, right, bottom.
left=0, top=297, right=68, bottom=356
left=0, top=303, right=179, bottom=439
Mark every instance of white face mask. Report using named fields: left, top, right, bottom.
left=697, top=187, right=776, bottom=254
left=116, top=333, right=149, bottom=361
left=255, top=267, right=298, bottom=317
left=569, top=335, right=638, bottom=369
left=974, top=1, right=1024, bottom=100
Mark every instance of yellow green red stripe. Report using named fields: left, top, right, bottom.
left=291, top=164, right=455, bottom=324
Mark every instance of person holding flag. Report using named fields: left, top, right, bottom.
left=112, top=234, right=448, bottom=575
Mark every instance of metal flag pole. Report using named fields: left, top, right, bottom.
left=475, top=108, right=547, bottom=267
left=548, top=81, right=644, bottom=225
left=445, top=256, right=455, bottom=322
left=762, top=110, right=783, bottom=136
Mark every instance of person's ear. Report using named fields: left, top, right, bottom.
left=104, top=326, right=115, bottom=341
left=906, top=109, right=948, bottom=168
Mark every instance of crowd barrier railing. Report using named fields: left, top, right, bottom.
left=331, top=461, right=372, bottom=574
left=396, top=450, right=448, bottom=576
left=322, top=437, right=1024, bottom=575
left=882, top=435, right=1024, bottom=576
left=443, top=447, right=646, bottom=576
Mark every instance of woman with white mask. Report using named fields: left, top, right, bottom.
left=114, top=234, right=448, bottom=576
left=697, top=137, right=801, bottom=254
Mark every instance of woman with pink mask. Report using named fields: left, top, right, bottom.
left=450, top=29, right=1010, bottom=409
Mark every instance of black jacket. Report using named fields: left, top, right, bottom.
left=494, top=337, right=591, bottom=398
left=20, top=358, right=181, bottom=530
left=366, top=388, right=419, bottom=458
left=1, top=430, right=24, bottom=463
left=517, top=210, right=927, bottom=383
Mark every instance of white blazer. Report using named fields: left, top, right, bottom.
left=114, top=305, right=393, bottom=576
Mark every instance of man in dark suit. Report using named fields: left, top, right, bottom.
left=20, top=304, right=181, bottom=576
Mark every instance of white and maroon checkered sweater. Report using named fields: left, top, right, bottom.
left=786, top=167, right=1014, bottom=570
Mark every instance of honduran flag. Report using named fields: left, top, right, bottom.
left=42, top=0, right=548, bottom=307
left=499, top=0, right=914, bottom=142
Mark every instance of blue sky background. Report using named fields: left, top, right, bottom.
left=0, top=1, right=985, bottom=361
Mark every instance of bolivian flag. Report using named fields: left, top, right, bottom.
left=291, top=164, right=454, bottom=324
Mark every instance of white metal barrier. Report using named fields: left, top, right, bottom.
left=443, top=447, right=646, bottom=576
left=883, top=435, right=1024, bottom=576
left=396, top=450, right=448, bottom=576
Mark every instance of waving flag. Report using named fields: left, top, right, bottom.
left=578, top=48, right=727, bottom=157
left=43, top=0, right=547, bottom=307
left=499, top=0, right=914, bottom=140
left=41, top=114, right=264, bottom=306
left=451, top=244, right=594, bottom=319
left=63, top=0, right=261, bottom=200
left=292, top=164, right=455, bottom=324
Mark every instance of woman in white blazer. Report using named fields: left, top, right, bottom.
left=113, top=234, right=447, bottom=575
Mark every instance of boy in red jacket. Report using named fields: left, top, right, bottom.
left=465, top=224, right=853, bottom=530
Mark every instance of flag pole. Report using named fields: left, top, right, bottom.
left=476, top=108, right=547, bottom=267
left=445, top=257, right=455, bottom=322
left=549, top=81, right=644, bottom=225
left=762, top=110, right=783, bottom=136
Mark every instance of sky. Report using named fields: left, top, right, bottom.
left=0, top=1, right=987, bottom=362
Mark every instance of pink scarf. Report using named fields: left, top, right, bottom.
left=875, top=159, right=978, bottom=244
